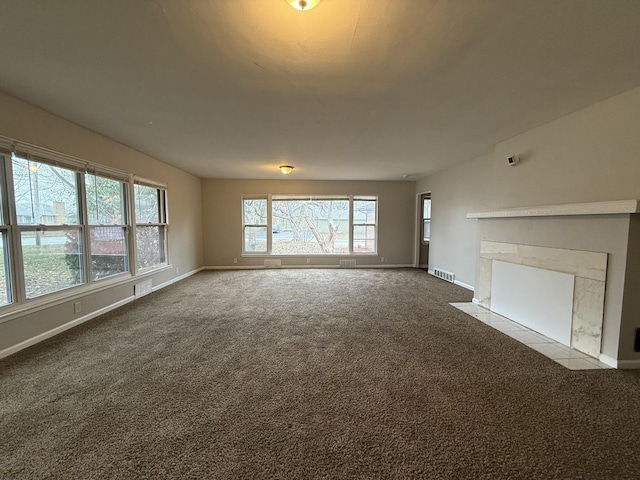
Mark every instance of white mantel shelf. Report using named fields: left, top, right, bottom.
left=467, top=200, right=640, bottom=219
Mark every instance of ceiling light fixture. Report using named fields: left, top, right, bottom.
left=279, top=165, right=295, bottom=175
left=286, top=0, right=321, bottom=11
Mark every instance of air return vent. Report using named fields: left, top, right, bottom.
left=264, top=259, right=282, bottom=268
left=134, top=279, right=153, bottom=298
left=339, top=259, right=356, bottom=268
left=432, top=268, right=455, bottom=283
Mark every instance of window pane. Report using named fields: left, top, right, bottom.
left=91, top=226, right=128, bottom=280
left=353, top=199, right=376, bottom=224
left=423, top=220, right=431, bottom=241
left=423, top=198, right=431, bottom=220
left=272, top=199, right=349, bottom=254
left=243, top=199, right=267, bottom=225
left=136, top=225, right=166, bottom=268
left=353, top=225, right=376, bottom=253
left=244, top=226, right=267, bottom=253
left=0, top=232, right=10, bottom=305
left=21, top=229, right=83, bottom=298
left=12, top=157, right=79, bottom=225
left=135, top=184, right=161, bottom=223
left=86, top=174, right=126, bottom=225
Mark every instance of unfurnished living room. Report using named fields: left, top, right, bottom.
left=1, top=1, right=640, bottom=479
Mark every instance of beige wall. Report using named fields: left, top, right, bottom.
left=417, top=85, right=640, bottom=362
left=0, top=91, right=204, bottom=353
left=201, top=179, right=415, bottom=268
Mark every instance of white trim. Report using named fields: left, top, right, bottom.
left=152, top=266, right=204, bottom=291
left=204, top=264, right=414, bottom=270
left=467, top=199, right=640, bottom=219
left=598, top=354, right=618, bottom=368
left=454, top=279, right=474, bottom=291
left=472, top=298, right=482, bottom=306
left=616, top=359, right=640, bottom=369
left=0, top=296, right=135, bottom=360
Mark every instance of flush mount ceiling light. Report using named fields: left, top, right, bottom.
left=286, top=0, right=321, bottom=11
left=279, top=165, right=295, bottom=175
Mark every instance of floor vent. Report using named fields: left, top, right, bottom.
left=264, top=259, right=282, bottom=268
left=134, top=279, right=153, bottom=298
left=339, top=259, right=356, bottom=268
left=433, top=268, right=455, bottom=283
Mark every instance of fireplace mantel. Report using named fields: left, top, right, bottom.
left=467, top=199, right=640, bottom=219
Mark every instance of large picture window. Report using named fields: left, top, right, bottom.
left=242, top=194, right=377, bottom=255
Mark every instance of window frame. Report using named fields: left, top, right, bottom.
left=85, top=169, right=131, bottom=282
left=422, top=194, right=431, bottom=244
left=0, top=137, right=173, bottom=314
left=133, top=178, right=169, bottom=272
left=241, top=194, right=378, bottom=256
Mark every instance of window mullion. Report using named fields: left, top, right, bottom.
left=4, top=157, right=25, bottom=304
left=267, top=195, right=272, bottom=255
left=78, top=171, right=91, bottom=285
left=349, top=195, right=354, bottom=254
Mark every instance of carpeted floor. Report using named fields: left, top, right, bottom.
left=1, top=268, right=640, bottom=479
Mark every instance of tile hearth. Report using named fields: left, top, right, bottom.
left=450, top=302, right=612, bottom=370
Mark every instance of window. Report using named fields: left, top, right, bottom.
left=352, top=197, right=377, bottom=253
left=272, top=196, right=350, bottom=254
left=243, top=197, right=267, bottom=253
left=134, top=181, right=167, bottom=269
left=0, top=139, right=169, bottom=308
left=12, top=156, right=85, bottom=298
left=422, top=194, right=431, bottom=243
left=242, top=194, right=377, bottom=255
left=86, top=173, right=129, bottom=280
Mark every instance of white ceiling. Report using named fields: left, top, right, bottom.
left=0, top=0, right=639, bottom=180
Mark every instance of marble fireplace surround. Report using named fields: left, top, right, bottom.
left=475, top=241, right=607, bottom=358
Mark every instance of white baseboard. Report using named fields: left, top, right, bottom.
left=152, top=266, right=204, bottom=292
left=0, top=296, right=135, bottom=360
left=598, top=354, right=618, bottom=368
left=616, top=358, right=640, bottom=369
left=204, top=264, right=414, bottom=270
left=454, top=279, right=474, bottom=291
left=472, top=298, right=482, bottom=305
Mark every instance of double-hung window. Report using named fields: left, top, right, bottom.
left=0, top=139, right=170, bottom=308
left=422, top=194, right=431, bottom=243
left=86, top=171, right=130, bottom=280
left=11, top=155, right=85, bottom=299
left=242, top=196, right=268, bottom=254
left=134, top=180, right=168, bottom=269
left=242, top=194, right=377, bottom=255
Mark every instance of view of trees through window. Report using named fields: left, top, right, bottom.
left=242, top=195, right=377, bottom=255
left=135, top=184, right=167, bottom=269
left=272, top=198, right=350, bottom=254
left=0, top=152, right=169, bottom=304
left=86, top=174, right=128, bottom=281
left=12, top=157, right=84, bottom=298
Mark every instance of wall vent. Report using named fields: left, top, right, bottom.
left=432, top=268, right=455, bottom=283
left=264, top=259, right=282, bottom=268
left=134, top=279, right=153, bottom=298
left=339, top=259, right=356, bottom=268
